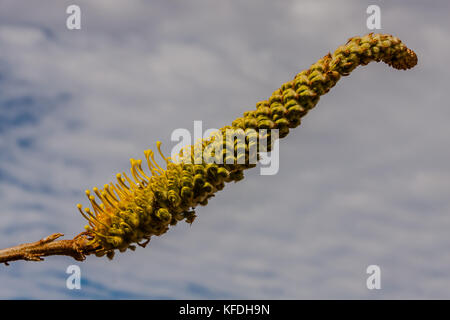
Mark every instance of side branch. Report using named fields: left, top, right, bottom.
left=0, top=233, right=96, bottom=265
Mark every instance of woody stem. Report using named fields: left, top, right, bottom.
left=0, top=233, right=96, bottom=265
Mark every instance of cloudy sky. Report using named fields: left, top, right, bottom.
left=0, top=0, right=449, bottom=299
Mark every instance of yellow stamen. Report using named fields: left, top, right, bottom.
left=144, top=149, right=160, bottom=176
left=122, top=172, right=138, bottom=190
left=110, top=183, right=129, bottom=200
left=101, top=190, right=119, bottom=210
left=104, top=184, right=119, bottom=202
left=77, top=203, right=94, bottom=227
left=89, top=195, right=105, bottom=216
left=91, top=230, right=110, bottom=239
left=157, top=141, right=171, bottom=166
left=84, top=207, right=108, bottom=227
left=130, top=158, right=145, bottom=185
left=93, top=187, right=107, bottom=204
left=116, top=173, right=130, bottom=190
left=152, top=144, right=165, bottom=172
left=136, top=159, right=151, bottom=180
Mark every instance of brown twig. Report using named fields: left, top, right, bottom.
left=0, top=233, right=97, bottom=265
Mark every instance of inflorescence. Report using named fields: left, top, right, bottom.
left=77, top=33, right=417, bottom=259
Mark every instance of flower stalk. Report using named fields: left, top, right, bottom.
left=0, top=33, right=417, bottom=264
